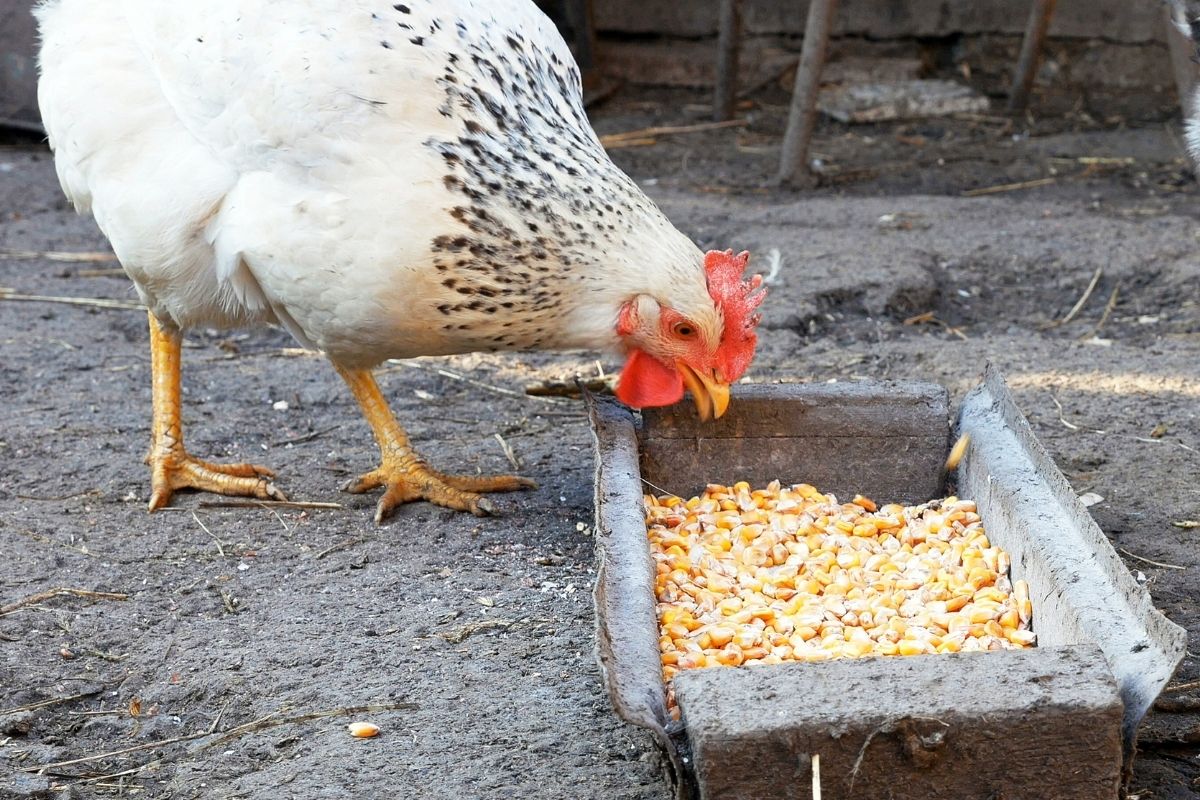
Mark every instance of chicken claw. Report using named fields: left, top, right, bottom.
left=145, top=312, right=285, bottom=511
left=335, top=365, right=536, bottom=523
left=344, top=462, right=536, bottom=522
left=148, top=451, right=284, bottom=511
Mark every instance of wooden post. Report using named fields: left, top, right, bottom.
left=564, top=0, right=597, bottom=73
left=714, top=0, right=743, bottom=122
left=1165, top=5, right=1199, bottom=121
left=1007, top=0, right=1058, bottom=113
left=776, top=0, right=838, bottom=187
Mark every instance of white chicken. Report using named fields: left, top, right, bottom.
left=35, top=0, right=765, bottom=522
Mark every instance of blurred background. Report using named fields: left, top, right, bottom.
left=5, top=1, right=1199, bottom=165
left=6, top=2, right=1200, bottom=149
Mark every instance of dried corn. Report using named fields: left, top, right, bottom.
left=945, top=433, right=971, bottom=471
left=647, top=481, right=1035, bottom=717
left=347, top=722, right=381, bottom=738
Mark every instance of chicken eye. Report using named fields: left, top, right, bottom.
left=673, top=322, right=697, bottom=338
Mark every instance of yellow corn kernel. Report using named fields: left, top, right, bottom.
left=714, top=514, right=738, bottom=531
left=741, top=546, right=769, bottom=567
left=936, top=638, right=961, bottom=654
left=348, top=722, right=381, bottom=738
left=648, top=482, right=1030, bottom=715
left=875, top=640, right=900, bottom=656
left=705, top=573, right=735, bottom=593
left=749, top=608, right=777, bottom=624
left=663, top=622, right=690, bottom=640
left=659, top=607, right=689, bottom=626
left=740, top=509, right=765, bottom=525
left=944, top=434, right=970, bottom=471
left=852, top=494, right=878, bottom=512
left=944, top=594, right=970, bottom=613
left=707, top=626, right=735, bottom=648
left=968, top=567, right=997, bottom=589
left=974, top=587, right=1008, bottom=604
left=741, top=646, right=769, bottom=661
left=1006, top=628, right=1037, bottom=646
left=712, top=646, right=744, bottom=666
left=792, top=625, right=819, bottom=642
left=1013, top=579, right=1032, bottom=625
left=733, top=628, right=760, bottom=649
left=966, top=607, right=995, bottom=625
left=841, top=640, right=874, bottom=658
left=715, top=597, right=744, bottom=618
left=836, top=549, right=861, bottom=569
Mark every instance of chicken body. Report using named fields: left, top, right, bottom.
left=37, top=0, right=706, bottom=366
left=36, top=0, right=763, bottom=519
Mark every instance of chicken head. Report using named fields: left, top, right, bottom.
left=614, top=250, right=765, bottom=420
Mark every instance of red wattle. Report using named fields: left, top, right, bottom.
left=615, top=350, right=683, bottom=409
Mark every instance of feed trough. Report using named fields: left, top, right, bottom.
left=587, top=366, right=1185, bottom=800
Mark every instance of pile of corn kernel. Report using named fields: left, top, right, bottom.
left=647, top=481, right=1034, bottom=715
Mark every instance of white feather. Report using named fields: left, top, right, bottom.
left=36, top=0, right=712, bottom=363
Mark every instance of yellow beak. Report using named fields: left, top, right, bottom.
left=677, top=363, right=731, bottom=422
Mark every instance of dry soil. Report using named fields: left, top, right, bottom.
left=1, top=87, right=1199, bottom=799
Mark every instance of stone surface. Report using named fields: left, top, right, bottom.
left=818, top=80, right=991, bottom=124
left=957, top=367, right=1188, bottom=753
left=675, top=645, right=1124, bottom=800
left=638, top=382, right=950, bottom=503
left=2, top=773, right=53, bottom=800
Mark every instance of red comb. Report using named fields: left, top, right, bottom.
left=704, top=249, right=765, bottom=382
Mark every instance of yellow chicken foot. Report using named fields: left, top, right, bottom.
left=335, top=365, right=536, bottom=523
left=145, top=313, right=284, bottom=511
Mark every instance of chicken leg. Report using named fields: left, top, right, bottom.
left=335, top=365, right=536, bottom=522
left=146, top=313, right=284, bottom=511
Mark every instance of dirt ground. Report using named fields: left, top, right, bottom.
left=2, top=81, right=1199, bottom=799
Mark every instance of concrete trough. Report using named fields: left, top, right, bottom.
left=588, top=366, right=1186, bottom=800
